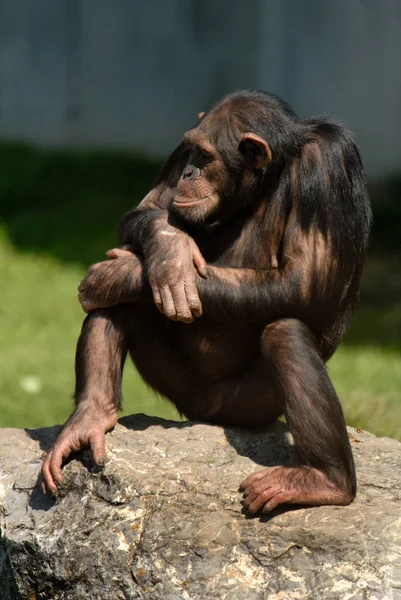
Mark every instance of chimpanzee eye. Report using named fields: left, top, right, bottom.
left=196, top=147, right=209, bottom=159
left=194, top=148, right=212, bottom=166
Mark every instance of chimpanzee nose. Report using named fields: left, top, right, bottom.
left=183, top=166, right=201, bottom=180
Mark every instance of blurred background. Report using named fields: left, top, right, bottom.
left=0, top=0, right=400, bottom=438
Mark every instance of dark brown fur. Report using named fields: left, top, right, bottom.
left=42, top=91, right=371, bottom=513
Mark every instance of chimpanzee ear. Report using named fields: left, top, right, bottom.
left=198, top=111, right=205, bottom=120
left=239, top=133, right=272, bottom=169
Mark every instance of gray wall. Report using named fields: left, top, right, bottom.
left=0, top=0, right=400, bottom=178
left=259, top=0, right=401, bottom=177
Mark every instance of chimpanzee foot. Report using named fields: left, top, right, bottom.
left=240, top=466, right=354, bottom=514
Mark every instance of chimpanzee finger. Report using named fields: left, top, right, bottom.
left=106, top=247, right=133, bottom=259
left=41, top=452, right=57, bottom=494
left=171, top=284, right=194, bottom=323
left=48, top=444, right=70, bottom=490
left=246, top=486, right=275, bottom=514
left=151, top=286, right=163, bottom=313
left=242, top=478, right=269, bottom=507
left=184, top=281, right=202, bottom=318
left=160, top=286, right=177, bottom=320
left=89, top=429, right=107, bottom=467
left=42, top=443, right=68, bottom=494
left=106, top=248, right=123, bottom=259
left=239, top=469, right=267, bottom=491
left=262, top=492, right=289, bottom=513
left=191, top=242, right=207, bottom=277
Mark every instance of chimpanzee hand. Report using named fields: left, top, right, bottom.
left=145, top=225, right=207, bottom=323
left=78, top=248, right=143, bottom=312
left=41, top=405, right=118, bottom=494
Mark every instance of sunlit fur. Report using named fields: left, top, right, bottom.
left=82, top=90, right=372, bottom=509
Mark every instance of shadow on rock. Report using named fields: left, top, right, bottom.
left=25, top=424, right=63, bottom=453
left=28, top=483, right=57, bottom=512
left=223, top=420, right=294, bottom=469
left=118, top=413, right=195, bottom=431
left=24, top=413, right=296, bottom=518
left=119, top=414, right=294, bottom=469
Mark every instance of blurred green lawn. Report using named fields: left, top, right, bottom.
left=0, top=142, right=400, bottom=439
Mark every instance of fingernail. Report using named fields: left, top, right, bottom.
left=98, top=458, right=105, bottom=467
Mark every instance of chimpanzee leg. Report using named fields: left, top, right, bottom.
left=197, top=354, right=283, bottom=429
left=74, top=305, right=208, bottom=420
left=74, top=305, right=131, bottom=412
left=42, top=305, right=132, bottom=492
left=241, top=318, right=356, bottom=513
left=42, top=303, right=209, bottom=492
left=127, top=307, right=209, bottom=418
left=75, top=305, right=206, bottom=417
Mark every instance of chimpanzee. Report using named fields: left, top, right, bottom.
left=42, top=90, right=371, bottom=514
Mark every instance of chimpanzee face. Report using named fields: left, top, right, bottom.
left=172, top=107, right=271, bottom=224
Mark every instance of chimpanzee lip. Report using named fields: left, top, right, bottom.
left=173, top=197, right=207, bottom=207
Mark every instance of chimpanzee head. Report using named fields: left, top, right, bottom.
left=171, top=90, right=299, bottom=224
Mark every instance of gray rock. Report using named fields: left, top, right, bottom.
left=1, top=415, right=401, bottom=600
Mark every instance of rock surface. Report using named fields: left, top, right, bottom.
left=1, top=415, right=401, bottom=600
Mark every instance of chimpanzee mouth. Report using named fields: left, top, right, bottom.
left=172, top=197, right=208, bottom=208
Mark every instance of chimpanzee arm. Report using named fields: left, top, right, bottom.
left=80, top=258, right=323, bottom=327
left=197, top=216, right=342, bottom=329
left=118, top=145, right=208, bottom=322
left=118, top=143, right=186, bottom=251
left=80, top=218, right=340, bottom=335
left=196, top=265, right=294, bottom=324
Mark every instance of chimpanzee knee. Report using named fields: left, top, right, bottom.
left=260, top=318, right=319, bottom=359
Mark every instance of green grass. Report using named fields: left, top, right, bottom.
left=0, top=142, right=400, bottom=439
left=329, top=346, right=401, bottom=439
left=0, top=227, right=180, bottom=428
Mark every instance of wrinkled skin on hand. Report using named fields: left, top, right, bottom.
left=41, top=404, right=118, bottom=494
left=78, top=248, right=143, bottom=313
left=144, top=220, right=207, bottom=323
